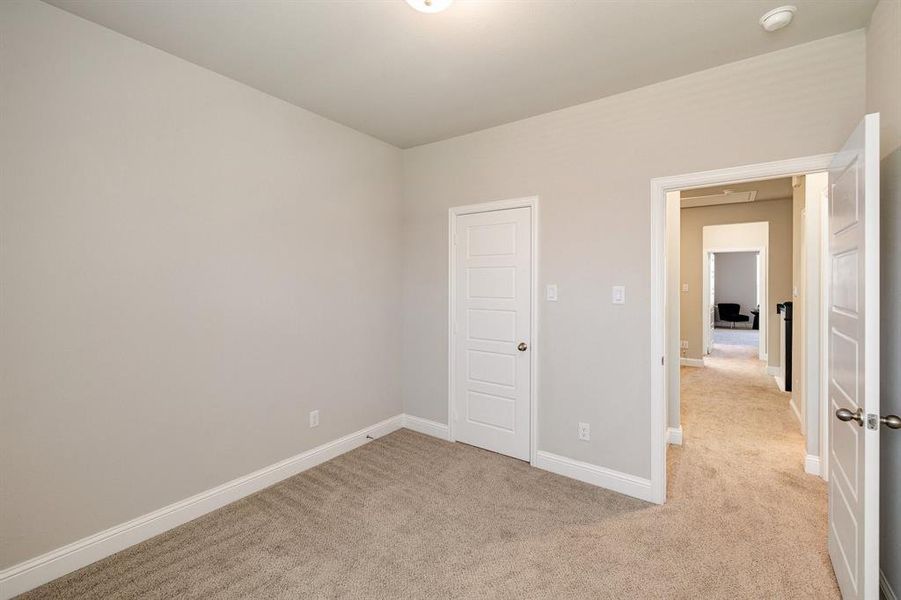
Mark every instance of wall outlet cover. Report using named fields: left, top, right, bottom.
left=546, top=284, right=558, bottom=301
left=309, top=410, right=319, bottom=428
left=578, top=422, right=590, bottom=441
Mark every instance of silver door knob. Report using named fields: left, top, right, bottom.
left=882, top=414, right=901, bottom=430
left=517, top=342, right=528, bottom=352
left=835, top=407, right=863, bottom=426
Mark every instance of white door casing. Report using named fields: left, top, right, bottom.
left=827, top=113, right=880, bottom=600
left=450, top=201, right=534, bottom=461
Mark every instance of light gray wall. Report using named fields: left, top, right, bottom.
left=0, top=0, right=403, bottom=568
left=867, top=0, right=901, bottom=590
left=713, top=252, right=758, bottom=318
left=402, top=31, right=865, bottom=480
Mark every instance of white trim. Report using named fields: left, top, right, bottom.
left=882, top=570, right=899, bottom=600
left=775, top=375, right=786, bottom=391
left=0, top=415, right=405, bottom=600
left=819, top=187, right=830, bottom=483
left=448, top=196, right=539, bottom=465
left=680, top=358, right=705, bottom=368
left=401, top=414, right=450, bottom=441
left=789, top=397, right=802, bottom=425
left=766, top=365, right=780, bottom=376
left=533, top=451, right=655, bottom=503
left=666, top=426, right=683, bottom=445
left=804, top=454, right=821, bottom=476
left=651, top=152, right=835, bottom=506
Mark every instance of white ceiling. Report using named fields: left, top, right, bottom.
left=45, top=0, right=877, bottom=148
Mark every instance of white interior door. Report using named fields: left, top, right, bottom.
left=453, top=206, right=531, bottom=461
left=827, top=113, right=880, bottom=600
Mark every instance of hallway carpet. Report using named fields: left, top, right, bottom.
left=19, top=346, right=837, bottom=599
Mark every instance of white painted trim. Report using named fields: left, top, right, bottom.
left=766, top=365, right=780, bottom=376
left=401, top=414, right=450, bottom=441
left=533, top=451, right=655, bottom=503
left=882, top=570, right=899, bottom=600
left=789, top=397, right=802, bottom=426
left=448, top=196, right=539, bottom=465
left=0, top=415, right=405, bottom=600
left=804, top=454, right=821, bottom=476
left=666, top=426, right=683, bottom=445
left=819, top=187, right=831, bottom=483
left=651, top=152, right=835, bottom=506
left=775, top=375, right=786, bottom=391
left=680, top=358, right=705, bottom=368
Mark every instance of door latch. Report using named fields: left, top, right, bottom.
left=867, top=413, right=878, bottom=430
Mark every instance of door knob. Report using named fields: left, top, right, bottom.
left=882, top=414, right=901, bottom=430
left=835, top=407, right=863, bottom=426
left=517, top=342, right=528, bottom=352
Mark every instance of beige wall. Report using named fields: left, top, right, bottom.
left=0, top=1, right=404, bottom=568
left=680, top=199, right=793, bottom=365
left=866, top=0, right=901, bottom=591
left=402, top=31, right=865, bottom=481
left=867, top=0, right=901, bottom=159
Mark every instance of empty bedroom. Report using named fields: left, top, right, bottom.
left=1, top=1, right=899, bottom=599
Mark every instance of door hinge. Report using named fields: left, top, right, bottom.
left=661, top=356, right=665, bottom=366
left=867, top=413, right=878, bottom=430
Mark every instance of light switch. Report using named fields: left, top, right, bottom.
left=681, top=283, right=689, bottom=293
left=546, top=284, right=558, bottom=301
left=612, top=285, right=626, bottom=304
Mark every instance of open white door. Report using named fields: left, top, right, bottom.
left=708, top=253, right=716, bottom=353
left=827, top=113, right=880, bottom=600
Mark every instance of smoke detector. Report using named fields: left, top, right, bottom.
left=760, top=6, right=797, bottom=32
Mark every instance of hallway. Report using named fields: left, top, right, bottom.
left=671, top=343, right=838, bottom=597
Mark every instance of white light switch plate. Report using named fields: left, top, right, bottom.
left=546, top=284, right=558, bottom=301
left=612, top=285, right=626, bottom=304
left=682, top=283, right=689, bottom=292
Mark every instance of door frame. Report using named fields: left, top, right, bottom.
left=702, top=244, right=767, bottom=361
left=447, top=196, right=539, bottom=465
left=650, top=153, right=834, bottom=504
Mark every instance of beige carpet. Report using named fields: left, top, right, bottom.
left=19, top=345, right=838, bottom=599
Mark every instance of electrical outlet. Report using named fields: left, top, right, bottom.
left=309, top=410, right=319, bottom=428
left=578, top=422, right=590, bottom=441
left=680, top=340, right=688, bottom=349
left=612, top=285, right=625, bottom=304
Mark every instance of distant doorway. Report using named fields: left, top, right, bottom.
left=710, top=250, right=760, bottom=354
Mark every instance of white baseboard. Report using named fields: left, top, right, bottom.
left=804, top=454, right=821, bottom=476
left=401, top=414, right=450, bottom=441
left=680, top=358, right=705, bottom=367
left=766, top=365, right=780, bottom=376
left=882, top=569, right=899, bottom=600
left=666, top=426, right=683, bottom=446
left=0, top=414, right=405, bottom=600
left=789, top=398, right=802, bottom=426
left=533, top=451, right=656, bottom=504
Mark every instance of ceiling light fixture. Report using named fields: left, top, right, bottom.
left=759, top=5, right=797, bottom=32
left=405, top=0, right=453, bottom=13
